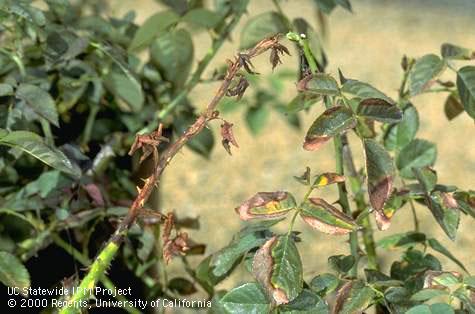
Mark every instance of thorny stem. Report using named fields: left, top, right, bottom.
left=59, top=35, right=287, bottom=314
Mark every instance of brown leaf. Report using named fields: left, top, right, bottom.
left=369, top=176, right=393, bottom=230
left=333, top=281, right=353, bottom=314
left=442, top=192, right=458, bottom=209
left=83, top=183, right=105, bottom=206
left=303, top=136, right=331, bottom=151
left=313, top=172, right=345, bottom=187
left=423, top=270, right=462, bottom=289
left=269, top=43, right=290, bottom=71
left=163, top=232, right=190, bottom=264
left=235, top=191, right=296, bottom=221
left=220, top=121, right=239, bottom=155
left=226, top=76, right=249, bottom=100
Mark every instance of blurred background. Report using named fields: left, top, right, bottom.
left=105, top=0, right=475, bottom=292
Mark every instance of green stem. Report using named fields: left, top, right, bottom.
left=40, top=119, right=54, bottom=145
left=81, top=104, right=100, bottom=148
left=300, top=37, right=319, bottom=74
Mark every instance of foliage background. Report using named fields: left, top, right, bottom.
left=111, top=0, right=475, bottom=293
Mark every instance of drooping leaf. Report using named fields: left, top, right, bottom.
left=341, top=79, right=394, bottom=103
left=444, top=93, right=464, bottom=120
left=428, top=238, right=467, bottom=272
left=297, top=74, right=340, bottom=96
left=129, top=10, right=179, bottom=51
left=441, top=43, right=475, bottom=60
left=384, top=103, right=419, bottom=150
left=235, top=191, right=296, bottom=221
left=364, top=139, right=395, bottom=230
left=409, top=54, right=446, bottom=96
left=356, top=98, right=402, bottom=123
left=328, top=255, right=355, bottom=274
left=300, top=198, right=359, bottom=234
left=396, top=139, right=437, bottom=179
left=182, top=8, right=221, bottom=29
left=279, top=289, right=330, bottom=314
left=240, top=12, right=287, bottom=49
left=151, top=29, right=194, bottom=87
left=333, top=280, right=375, bottom=314
left=0, top=251, right=30, bottom=294
left=16, top=83, right=59, bottom=127
left=104, top=66, right=144, bottom=112
left=303, top=106, right=356, bottom=151
left=219, top=282, right=271, bottom=313
left=0, top=130, right=81, bottom=178
left=456, top=65, right=475, bottom=119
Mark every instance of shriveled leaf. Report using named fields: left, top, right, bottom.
left=396, top=139, right=437, bottom=179
left=16, top=83, right=59, bottom=127
left=333, top=280, right=375, bottom=314
left=0, top=251, right=30, bottom=294
left=341, top=79, right=394, bottom=103
left=456, top=65, right=475, bottom=119
left=0, top=130, right=81, bottom=178
left=129, top=10, right=179, bottom=51
left=279, top=289, right=330, bottom=314
left=356, top=98, right=402, bottom=123
left=219, top=282, right=271, bottom=313
left=235, top=191, right=296, bottom=221
left=220, top=121, right=239, bottom=155
left=312, top=173, right=345, bottom=187
left=328, top=255, right=355, bottom=274
left=240, top=12, right=286, bottom=49
left=377, top=232, right=426, bottom=250
left=300, top=198, right=359, bottom=235
left=444, top=93, right=464, bottom=120
left=428, top=238, right=467, bottom=273
left=297, top=74, right=339, bottom=96
left=303, top=106, right=356, bottom=151
left=364, top=139, right=395, bottom=230
left=409, top=54, right=446, bottom=96
left=441, top=43, right=475, bottom=60
left=182, top=8, right=221, bottom=29
left=384, top=103, right=419, bottom=150
left=310, top=273, right=339, bottom=296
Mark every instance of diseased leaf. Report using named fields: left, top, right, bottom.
left=220, top=121, right=239, bottom=155
left=303, top=106, right=356, bottom=151
left=240, top=12, right=286, bottom=49
left=312, top=173, right=345, bottom=187
left=129, top=10, right=179, bottom=51
left=297, top=74, right=340, bottom=96
left=428, top=238, right=467, bottom=273
left=16, top=83, right=59, bottom=127
left=300, top=198, right=359, bottom=235
left=341, top=79, right=394, bottom=103
left=0, top=129, right=81, bottom=178
left=384, top=103, right=419, bottom=150
left=333, top=280, right=375, bottom=314
left=182, top=8, right=221, bottom=29
left=396, top=139, right=437, bottom=179
left=356, top=98, right=402, bottom=123
left=441, top=43, right=475, bottom=60
left=364, top=139, right=395, bottom=230
left=409, top=54, right=446, bottom=96
left=219, top=282, right=271, bottom=313
left=454, top=190, right=475, bottom=218
left=0, top=251, right=30, bottom=294
left=444, top=93, right=464, bottom=120
left=456, top=65, right=475, bottom=119
left=235, top=191, right=297, bottom=221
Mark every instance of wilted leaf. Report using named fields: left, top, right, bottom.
left=240, top=12, right=286, bottom=49
left=129, top=10, right=179, bottom=51
left=0, top=251, right=30, bottom=295
left=364, top=139, right=395, bottom=230
left=220, top=121, right=239, bottom=155
left=333, top=280, right=375, bottom=314
left=384, top=103, right=419, bottom=150
left=297, top=74, right=340, bottom=96
left=456, top=65, right=475, bottom=119
left=303, top=106, right=356, bottom=151
left=312, top=173, right=345, bottom=187
left=409, top=54, right=446, bottom=96
left=396, top=139, right=437, bottom=179
left=235, top=191, right=296, bottom=221
left=428, top=238, right=467, bottom=273
left=182, top=8, right=221, bottom=29
left=300, top=198, right=359, bottom=234
left=0, top=130, right=81, bottom=178
left=16, top=83, right=59, bottom=127
left=356, top=98, right=402, bottom=123
left=444, top=94, right=464, bottom=120
left=341, top=79, right=394, bottom=103
left=441, top=43, right=475, bottom=60
left=219, top=282, right=271, bottom=313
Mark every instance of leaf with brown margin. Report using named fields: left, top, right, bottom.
left=303, top=106, right=356, bottom=151
left=356, top=98, right=402, bottom=123
left=235, top=192, right=297, bottom=221
left=253, top=236, right=283, bottom=304
left=333, top=280, right=375, bottom=314
left=300, top=198, right=359, bottom=235
left=364, top=139, right=395, bottom=230
left=297, top=73, right=340, bottom=96
left=313, top=172, right=345, bottom=187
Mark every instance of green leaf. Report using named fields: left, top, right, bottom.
left=219, top=283, right=271, bottom=313
left=287, top=93, right=320, bottom=114
left=236, top=191, right=296, bottom=221
left=377, top=232, right=426, bottom=250
left=341, top=79, right=394, bottom=103
left=279, top=289, right=329, bottom=314
left=129, top=10, right=179, bottom=51
left=16, top=83, right=59, bottom=127
left=444, top=93, right=464, bottom=120
left=427, top=192, right=460, bottom=241
left=303, top=106, right=356, bottom=151
left=300, top=198, right=359, bottom=234
left=463, top=276, right=475, bottom=288
left=384, top=104, right=419, bottom=151
left=456, top=65, right=475, bottom=119
left=335, top=0, right=352, bottom=12
left=240, top=12, right=287, bottom=49
left=409, top=54, right=446, bottom=96
left=297, top=74, right=340, bottom=96
left=364, top=139, right=395, bottom=230
left=245, top=105, right=269, bottom=135
left=410, top=289, right=448, bottom=301
left=310, top=273, right=339, bottom=296
left=334, top=280, right=375, bottom=314
left=430, top=303, right=454, bottom=314
left=312, top=0, right=336, bottom=14
left=0, top=251, right=30, bottom=294
left=328, top=255, right=355, bottom=274
left=0, top=130, right=81, bottom=178
left=413, top=166, right=438, bottom=193
left=396, top=139, right=437, bottom=179
left=441, top=43, right=474, bottom=60
left=356, top=98, right=402, bottom=123
left=168, top=277, right=197, bottom=295
left=270, top=235, right=303, bottom=303
left=104, top=66, right=144, bottom=112
left=0, top=83, right=13, bottom=96
left=182, top=8, right=221, bottom=29
left=428, top=238, right=467, bottom=272
left=151, top=29, right=194, bottom=87
left=406, top=305, right=432, bottom=314
left=454, top=190, right=475, bottom=218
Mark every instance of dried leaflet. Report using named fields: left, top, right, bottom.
left=220, top=120, right=239, bottom=155
left=235, top=191, right=296, bottom=220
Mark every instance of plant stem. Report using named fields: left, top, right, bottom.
left=81, top=104, right=99, bottom=148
